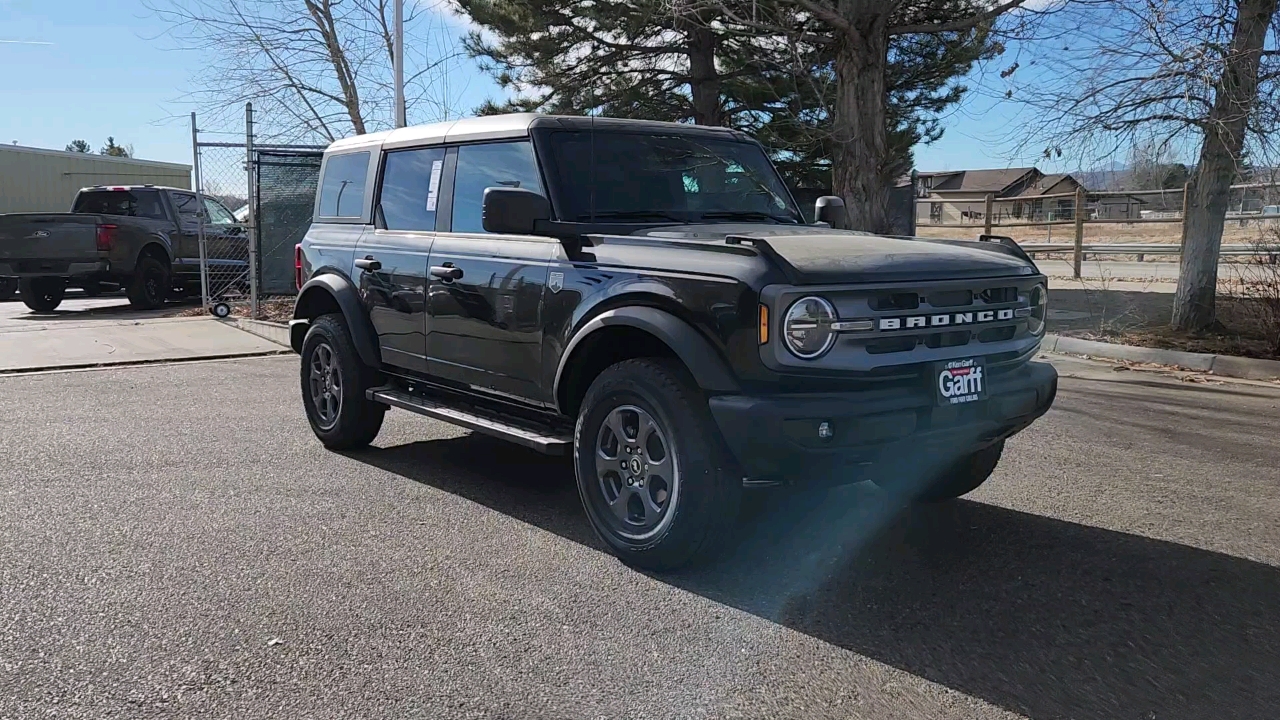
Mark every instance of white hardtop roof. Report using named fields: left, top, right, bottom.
left=326, top=114, right=542, bottom=154
left=322, top=113, right=743, bottom=156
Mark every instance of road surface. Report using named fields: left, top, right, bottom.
left=2, top=354, right=1277, bottom=719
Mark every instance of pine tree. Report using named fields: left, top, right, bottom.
left=456, top=0, right=998, bottom=202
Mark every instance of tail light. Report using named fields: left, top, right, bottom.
left=95, top=224, right=118, bottom=252
left=295, top=244, right=304, bottom=290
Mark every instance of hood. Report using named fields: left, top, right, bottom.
left=635, top=224, right=1037, bottom=285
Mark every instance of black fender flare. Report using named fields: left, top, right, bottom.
left=554, top=306, right=740, bottom=413
left=292, top=273, right=381, bottom=366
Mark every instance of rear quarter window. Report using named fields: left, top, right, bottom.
left=317, top=151, right=371, bottom=219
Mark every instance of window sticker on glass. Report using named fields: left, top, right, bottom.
left=426, top=159, right=443, bottom=212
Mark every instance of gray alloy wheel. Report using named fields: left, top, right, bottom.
left=307, top=341, right=344, bottom=430
left=593, top=404, right=680, bottom=542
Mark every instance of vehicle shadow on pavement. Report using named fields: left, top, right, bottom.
left=355, top=435, right=1280, bottom=720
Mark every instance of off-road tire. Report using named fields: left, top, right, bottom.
left=127, top=256, right=170, bottom=310
left=19, top=277, right=65, bottom=312
left=0, top=278, right=18, bottom=301
left=574, top=358, right=741, bottom=571
left=917, top=441, right=1004, bottom=502
left=300, top=313, right=385, bottom=450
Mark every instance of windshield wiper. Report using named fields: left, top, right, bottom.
left=582, top=210, right=687, bottom=223
left=697, top=210, right=799, bottom=224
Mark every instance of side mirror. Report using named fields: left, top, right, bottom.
left=815, top=195, right=848, bottom=230
left=483, top=187, right=551, bottom=235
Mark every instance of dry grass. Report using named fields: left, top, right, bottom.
left=175, top=297, right=293, bottom=323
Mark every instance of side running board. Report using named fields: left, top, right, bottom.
left=366, top=387, right=572, bottom=455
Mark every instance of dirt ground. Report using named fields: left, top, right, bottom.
left=1048, top=279, right=1279, bottom=360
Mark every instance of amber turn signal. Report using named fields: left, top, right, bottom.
left=758, top=304, right=769, bottom=345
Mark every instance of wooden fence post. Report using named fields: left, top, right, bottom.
left=1073, top=186, right=1085, bottom=279
left=983, top=193, right=994, bottom=236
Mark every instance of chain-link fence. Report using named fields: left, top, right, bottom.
left=191, top=104, right=323, bottom=318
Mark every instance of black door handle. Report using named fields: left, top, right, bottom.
left=430, top=264, right=463, bottom=281
left=355, top=256, right=381, bottom=271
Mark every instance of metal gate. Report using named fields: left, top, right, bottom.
left=190, top=103, right=323, bottom=317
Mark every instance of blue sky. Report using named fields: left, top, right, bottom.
left=0, top=0, right=1063, bottom=173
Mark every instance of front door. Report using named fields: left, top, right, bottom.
left=426, top=140, right=554, bottom=405
left=356, top=145, right=447, bottom=374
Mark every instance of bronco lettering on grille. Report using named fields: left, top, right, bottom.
left=879, top=308, right=1014, bottom=331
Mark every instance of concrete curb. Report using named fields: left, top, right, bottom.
left=1044, top=333, right=1280, bottom=381
left=225, top=318, right=291, bottom=348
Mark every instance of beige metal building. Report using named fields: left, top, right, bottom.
left=0, top=144, right=191, bottom=213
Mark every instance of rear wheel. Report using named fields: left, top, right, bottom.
left=127, top=257, right=170, bottom=309
left=574, top=358, right=741, bottom=571
left=19, top=277, right=65, bottom=312
left=300, top=313, right=385, bottom=450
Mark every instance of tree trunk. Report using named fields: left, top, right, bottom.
left=1172, top=0, right=1278, bottom=331
left=685, top=23, right=723, bottom=126
left=831, top=24, right=890, bottom=233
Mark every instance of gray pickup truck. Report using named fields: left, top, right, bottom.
left=0, top=185, right=244, bottom=311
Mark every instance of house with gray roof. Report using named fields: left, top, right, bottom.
left=915, top=167, right=1143, bottom=226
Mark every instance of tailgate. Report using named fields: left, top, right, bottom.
left=0, top=214, right=101, bottom=268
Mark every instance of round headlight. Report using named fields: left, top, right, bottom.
left=783, top=296, right=837, bottom=359
left=1027, top=284, right=1048, bottom=335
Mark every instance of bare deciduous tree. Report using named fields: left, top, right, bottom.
left=1005, top=0, right=1280, bottom=331
left=148, top=0, right=469, bottom=142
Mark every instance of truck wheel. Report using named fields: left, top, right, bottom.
left=574, top=358, right=741, bottom=571
left=0, top=278, right=17, bottom=301
left=300, top=313, right=385, bottom=450
left=127, top=257, right=170, bottom=309
left=19, top=278, right=65, bottom=312
left=917, top=441, right=1005, bottom=503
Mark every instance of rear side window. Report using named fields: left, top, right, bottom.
left=73, top=190, right=166, bottom=220
left=171, top=193, right=202, bottom=224
left=451, top=142, right=542, bottom=234
left=318, top=151, right=370, bottom=218
left=379, top=146, right=447, bottom=231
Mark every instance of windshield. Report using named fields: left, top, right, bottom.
left=539, top=130, right=803, bottom=224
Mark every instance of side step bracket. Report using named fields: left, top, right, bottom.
left=367, top=387, right=572, bottom=455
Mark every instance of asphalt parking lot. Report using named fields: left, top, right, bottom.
left=2, top=354, right=1278, bottom=719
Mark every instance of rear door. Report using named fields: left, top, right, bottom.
left=425, top=140, right=555, bottom=405
left=166, top=190, right=204, bottom=277
left=356, top=145, right=447, bottom=373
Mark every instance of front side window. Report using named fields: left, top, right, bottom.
left=541, top=131, right=802, bottom=224
left=379, top=146, right=447, bottom=231
left=317, top=151, right=370, bottom=218
left=451, top=141, right=543, bottom=234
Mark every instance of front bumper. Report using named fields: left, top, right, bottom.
left=708, top=360, right=1058, bottom=485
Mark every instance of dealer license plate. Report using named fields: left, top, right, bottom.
left=934, top=357, right=988, bottom=406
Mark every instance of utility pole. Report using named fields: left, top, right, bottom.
left=394, top=0, right=406, bottom=128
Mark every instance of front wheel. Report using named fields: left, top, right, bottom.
left=19, top=277, right=65, bottom=312
left=574, top=358, right=741, bottom=571
left=300, top=313, right=385, bottom=450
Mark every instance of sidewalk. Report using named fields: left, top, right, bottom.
left=0, top=298, right=285, bottom=373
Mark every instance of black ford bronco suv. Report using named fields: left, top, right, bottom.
left=291, top=114, right=1057, bottom=570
